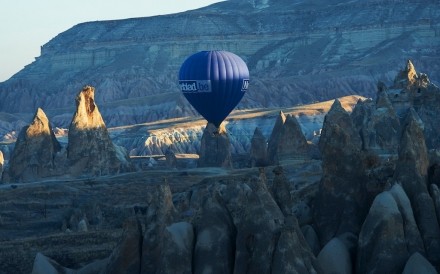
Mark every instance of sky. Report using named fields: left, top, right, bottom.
left=0, top=0, right=223, bottom=82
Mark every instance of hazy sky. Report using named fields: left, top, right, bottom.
left=0, top=0, right=223, bottom=82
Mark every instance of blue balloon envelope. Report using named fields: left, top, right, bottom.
left=178, top=50, right=250, bottom=127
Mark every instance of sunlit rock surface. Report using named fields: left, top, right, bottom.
left=2, top=108, right=60, bottom=182
left=67, top=86, right=130, bottom=176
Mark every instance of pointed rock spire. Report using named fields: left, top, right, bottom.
left=314, top=98, right=366, bottom=245
left=392, top=60, right=418, bottom=89
left=5, top=108, right=61, bottom=182
left=276, top=114, right=309, bottom=161
left=267, top=111, right=286, bottom=164
left=67, top=86, right=130, bottom=176
left=394, top=108, right=440, bottom=265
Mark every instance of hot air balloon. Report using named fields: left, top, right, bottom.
left=178, top=50, right=250, bottom=128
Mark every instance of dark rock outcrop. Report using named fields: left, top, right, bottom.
left=267, top=112, right=309, bottom=164
left=356, top=185, right=423, bottom=273
left=141, top=182, right=178, bottom=273
left=394, top=108, right=440, bottom=265
left=197, top=123, right=232, bottom=168
left=249, top=127, right=267, bottom=167
left=67, top=86, right=130, bottom=176
left=103, top=217, right=142, bottom=274
left=164, top=146, right=177, bottom=168
left=387, top=60, right=440, bottom=149
left=267, top=111, right=286, bottom=164
left=351, top=91, right=400, bottom=153
left=271, top=166, right=294, bottom=217
left=317, top=237, right=352, bottom=274
left=31, top=252, right=73, bottom=274
left=402, top=252, right=438, bottom=274
left=357, top=184, right=424, bottom=274
left=3, top=108, right=61, bottom=182
left=314, top=99, right=368, bottom=246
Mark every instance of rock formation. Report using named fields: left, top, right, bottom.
left=67, top=86, right=130, bottom=176
left=314, top=99, right=368, bottom=246
left=357, top=184, right=424, bottom=274
left=267, top=111, right=286, bottom=164
left=104, top=217, right=142, bottom=274
left=249, top=127, right=267, bottom=167
left=267, top=112, right=309, bottom=164
left=164, top=146, right=177, bottom=168
left=387, top=60, right=440, bottom=149
left=317, top=237, right=352, bottom=274
left=31, top=170, right=319, bottom=274
left=394, top=108, right=440, bottom=265
left=3, top=108, right=61, bottom=182
left=197, top=123, right=232, bottom=168
left=402, top=252, right=437, bottom=274
left=351, top=91, right=401, bottom=154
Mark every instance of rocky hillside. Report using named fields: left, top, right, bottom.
left=0, top=0, right=439, bottom=133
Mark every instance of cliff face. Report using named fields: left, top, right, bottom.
left=0, top=0, right=439, bottom=132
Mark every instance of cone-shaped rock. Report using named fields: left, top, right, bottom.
left=277, top=114, right=309, bottom=161
left=267, top=111, right=286, bottom=164
left=5, top=108, right=60, bottom=182
left=198, top=122, right=232, bottom=168
left=67, top=86, right=129, bottom=176
left=314, top=99, right=368, bottom=245
left=394, top=108, right=440, bottom=264
left=249, top=127, right=267, bottom=167
left=393, top=60, right=418, bottom=89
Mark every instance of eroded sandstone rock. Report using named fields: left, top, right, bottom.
left=197, top=122, right=232, bottom=168
left=314, top=99, right=368, bottom=246
left=267, top=112, right=309, bottom=164
left=394, top=108, right=440, bottom=265
left=67, top=86, right=130, bottom=176
left=5, top=108, right=60, bottom=182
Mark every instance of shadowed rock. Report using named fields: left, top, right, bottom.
left=388, top=60, right=440, bottom=148
left=267, top=111, right=286, bottom=164
left=67, top=86, right=130, bottom=176
left=165, top=146, right=177, bottom=168
left=314, top=99, right=368, bottom=246
left=4, top=108, right=61, bottom=182
left=318, top=237, right=352, bottom=274
left=103, top=217, right=142, bottom=274
left=402, top=252, right=438, bottom=274
left=249, top=127, right=268, bottom=167
left=198, top=122, right=232, bottom=168
left=357, top=183, right=424, bottom=273
left=394, top=108, right=440, bottom=265
left=31, top=252, right=73, bottom=274
left=267, top=112, right=309, bottom=164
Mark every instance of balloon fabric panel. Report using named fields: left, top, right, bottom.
left=178, top=50, right=249, bottom=127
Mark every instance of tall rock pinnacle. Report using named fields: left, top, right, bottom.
left=198, top=123, right=232, bottom=168
left=67, top=86, right=129, bottom=176
left=4, top=108, right=61, bottom=182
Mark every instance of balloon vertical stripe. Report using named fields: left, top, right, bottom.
left=178, top=50, right=249, bottom=128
